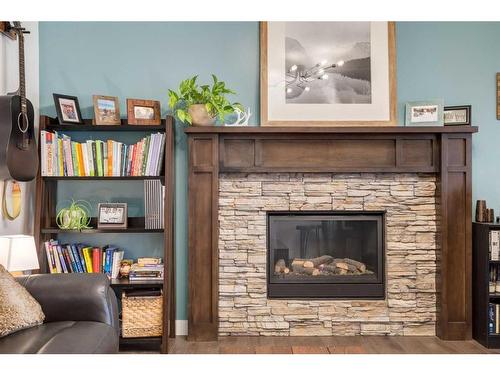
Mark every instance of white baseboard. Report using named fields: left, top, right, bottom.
left=175, top=320, right=188, bottom=336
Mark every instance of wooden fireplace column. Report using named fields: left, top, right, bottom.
left=185, top=126, right=477, bottom=341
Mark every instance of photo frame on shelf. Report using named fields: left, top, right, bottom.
left=53, top=93, right=83, bottom=125
left=405, top=100, right=444, bottom=126
left=126, top=98, right=161, bottom=125
left=97, top=203, right=128, bottom=230
left=260, top=21, right=397, bottom=126
left=443, top=105, right=471, bottom=126
left=93, top=95, right=121, bottom=125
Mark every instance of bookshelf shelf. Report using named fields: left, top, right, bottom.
left=473, top=222, right=500, bottom=348
left=34, top=115, right=176, bottom=354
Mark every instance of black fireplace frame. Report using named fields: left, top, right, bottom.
left=266, top=210, right=386, bottom=299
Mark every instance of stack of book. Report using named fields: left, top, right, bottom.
left=43, top=239, right=124, bottom=279
left=40, top=131, right=166, bottom=177
left=144, top=179, right=165, bottom=229
left=489, top=303, right=500, bottom=334
left=129, top=257, right=164, bottom=281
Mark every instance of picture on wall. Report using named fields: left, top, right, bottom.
left=53, top=93, right=83, bottom=125
left=93, top=95, right=121, bottom=125
left=260, top=21, right=396, bottom=126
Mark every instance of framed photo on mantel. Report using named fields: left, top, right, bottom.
left=260, top=21, right=397, bottom=126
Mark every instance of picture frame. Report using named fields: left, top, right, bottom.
left=443, top=105, right=471, bottom=126
left=97, top=203, right=128, bottom=230
left=126, top=98, right=161, bottom=125
left=93, top=95, right=121, bottom=125
left=405, top=100, right=444, bottom=126
left=53, top=93, right=83, bottom=125
left=260, top=21, right=397, bottom=126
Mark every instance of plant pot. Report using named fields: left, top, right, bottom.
left=188, top=104, right=216, bottom=126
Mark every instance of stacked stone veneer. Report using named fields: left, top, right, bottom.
left=218, top=173, right=440, bottom=336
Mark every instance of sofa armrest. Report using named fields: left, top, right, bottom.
left=16, top=273, right=119, bottom=334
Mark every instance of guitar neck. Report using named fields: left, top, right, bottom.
left=18, top=28, right=27, bottom=114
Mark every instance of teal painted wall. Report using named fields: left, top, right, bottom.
left=39, top=21, right=500, bottom=321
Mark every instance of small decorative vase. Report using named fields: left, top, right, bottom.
left=188, top=104, right=216, bottom=126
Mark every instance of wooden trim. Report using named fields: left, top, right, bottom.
left=260, top=22, right=397, bottom=126
left=185, top=126, right=478, bottom=134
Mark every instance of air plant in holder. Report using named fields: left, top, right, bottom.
left=168, top=74, right=242, bottom=126
left=56, top=199, right=92, bottom=230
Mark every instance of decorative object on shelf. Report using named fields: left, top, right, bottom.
left=53, top=93, right=83, bottom=125
left=97, top=202, right=128, bottom=230
left=260, top=21, right=396, bottom=126
left=126, top=99, right=161, bottom=125
left=93, top=95, right=121, bottom=125
left=476, top=200, right=488, bottom=222
left=488, top=209, right=495, bottom=223
left=0, top=21, right=38, bottom=182
left=443, top=105, right=471, bottom=126
left=2, top=180, right=22, bottom=221
left=56, top=199, right=92, bottom=230
left=224, top=107, right=252, bottom=126
left=168, top=74, right=242, bottom=126
left=405, top=100, right=444, bottom=126
left=497, top=73, right=500, bottom=120
left=119, top=259, right=133, bottom=278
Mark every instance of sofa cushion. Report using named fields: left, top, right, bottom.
left=0, top=265, right=45, bottom=338
left=0, top=321, right=119, bottom=354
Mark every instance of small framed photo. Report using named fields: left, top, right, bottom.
left=443, top=105, right=472, bottom=126
left=53, top=93, right=83, bottom=125
left=93, top=95, right=121, bottom=125
left=405, top=100, right=444, bottom=126
left=97, top=203, right=128, bottom=229
left=126, top=98, right=161, bottom=125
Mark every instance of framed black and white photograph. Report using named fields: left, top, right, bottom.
left=260, top=22, right=396, bottom=126
left=405, top=100, right=444, bottom=126
left=443, top=105, right=471, bottom=126
left=97, top=203, right=128, bottom=229
left=53, top=93, right=83, bottom=125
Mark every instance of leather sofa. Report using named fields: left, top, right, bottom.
left=0, top=273, right=119, bottom=354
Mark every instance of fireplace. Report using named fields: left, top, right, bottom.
left=267, top=211, right=385, bottom=299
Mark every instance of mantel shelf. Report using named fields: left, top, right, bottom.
left=184, top=125, right=478, bottom=134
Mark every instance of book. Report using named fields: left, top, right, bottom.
left=76, top=142, right=85, bottom=176
left=63, top=246, right=74, bottom=273
left=107, top=139, right=113, bottom=177
left=496, top=304, right=499, bottom=334
left=111, top=250, right=124, bottom=279
left=44, top=240, right=56, bottom=273
left=51, top=240, right=62, bottom=274
left=92, top=247, right=101, bottom=273
left=491, top=230, right=500, bottom=261
left=56, top=245, right=69, bottom=273
left=489, top=303, right=496, bottom=334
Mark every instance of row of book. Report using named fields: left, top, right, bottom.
left=490, top=230, right=500, bottom=260
left=44, top=240, right=124, bottom=279
left=144, top=179, right=165, bottom=229
left=129, top=258, right=163, bottom=281
left=489, top=303, right=500, bottom=334
left=40, top=131, right=166, bottom=177
left=490, top=264, right=500, bottom=293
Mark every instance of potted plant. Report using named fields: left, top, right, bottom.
left=168, top=74, right=242, bottom=126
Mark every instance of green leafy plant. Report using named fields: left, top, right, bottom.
left=56, top=199, right=92, bottom=230
left=168, top=74, right=242, bottom=124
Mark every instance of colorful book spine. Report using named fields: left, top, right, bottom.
left=58, top=137, right=64, bottom=176
left=57, top=245, right=68, bottom=273
left=71, top=142, right=79, bottom=176
left=76, top=143, right=85, bottom=176
left=107, top=139, right=113, bottom=177
left=83, top=247, right=93, bottom=273
left=63, top=246, right=74, bottom=273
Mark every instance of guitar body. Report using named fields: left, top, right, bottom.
left=0, top=93, right=38, bottom=181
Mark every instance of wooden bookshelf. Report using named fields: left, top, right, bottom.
left=34, top=115, right=176, bottom=354
left=473, top=222, right=500, bottom=348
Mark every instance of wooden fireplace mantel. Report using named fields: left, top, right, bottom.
left=186, top=125, right=478, bottom=341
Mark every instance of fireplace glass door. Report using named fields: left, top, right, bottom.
left=267, top=211, right=385, bottom=299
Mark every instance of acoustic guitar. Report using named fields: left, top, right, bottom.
left=0, top=21, right=38, bottom=182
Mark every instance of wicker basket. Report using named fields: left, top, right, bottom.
left=121, top=291, right=163, bottom=338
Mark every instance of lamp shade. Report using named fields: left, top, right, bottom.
left=0, top=235, right=39, bottom=272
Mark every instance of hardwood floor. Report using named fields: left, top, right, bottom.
left=164, top=336, right=500, bottom=354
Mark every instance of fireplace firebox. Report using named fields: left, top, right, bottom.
left=267, top=211, right=385, bottom=299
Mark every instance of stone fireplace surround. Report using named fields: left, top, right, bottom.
left=218, top=172, right=438, bottom=336
left=185, top=126, right=476, bottom=341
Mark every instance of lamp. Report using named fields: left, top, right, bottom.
left=0, top=235, right=39, bottom=273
